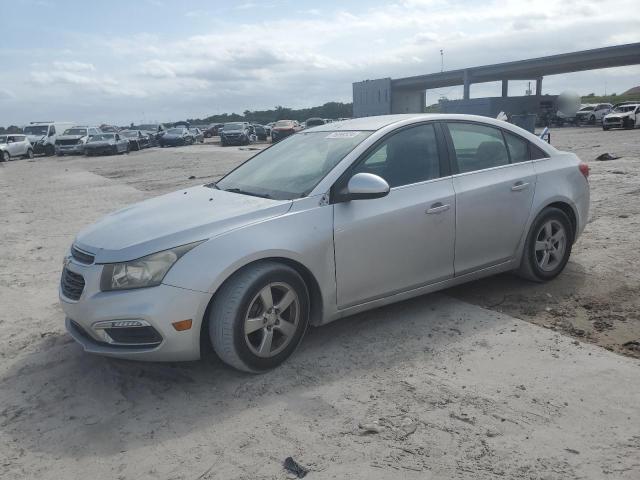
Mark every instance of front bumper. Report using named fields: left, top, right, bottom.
left=56, top=144, right=85, bottom=155
left=160, top=138, right=185, bottom=146
left=86, top=146, right=116, bottom=155
left=60, top=258, right=211, bottom=361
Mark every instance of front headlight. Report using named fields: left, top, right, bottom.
left=100, top=241, right=203, bottom=291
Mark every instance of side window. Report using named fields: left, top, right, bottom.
left=503, top=131, right=529, bottom=163
left=447, top=122, right=509, bottom=173
left=353, top=124, right=440, bottom=188
left=530, top=144, right=549, bottom=160
left=49, top=126, right=56, bottom=136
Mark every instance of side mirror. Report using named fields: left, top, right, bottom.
left=344, top=173, right=390, bottom=201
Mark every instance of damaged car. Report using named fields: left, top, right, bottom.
left=159, top=127, right=195, bottom=147
left=55, top=126, right=102, bottom=156
left=602, top=103, right=639, bottom=130
left=120, top=130, right=153, bottom=151
left=60, top=114, right=589, bottom=373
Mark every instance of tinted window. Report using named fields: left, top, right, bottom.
left=448, top=123, right=508, bottom=173
left=531, top=145, right=549, bottom=160
left=503, top=131, right=529, bottom=163
left=353, top=124, right=440, bottom=188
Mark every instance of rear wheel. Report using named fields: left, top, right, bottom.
left=1, top=151, right=9, bottom=162
left=209, top=262, right=309, bottom=372
left=517, top=207, right=573, bottom=282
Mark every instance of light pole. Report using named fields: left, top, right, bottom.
left=440, top=49, right=444, bottom=72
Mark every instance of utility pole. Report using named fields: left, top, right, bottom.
left=440, top=49, right=444, bottom=72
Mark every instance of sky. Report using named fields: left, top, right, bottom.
left=1, top=0, right=639, bottom=126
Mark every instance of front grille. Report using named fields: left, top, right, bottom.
left=61, top=268, right=85, bottom=300
left=71, top=246, right=94, bottom=264
left=104, top=326, right=162, bottom=345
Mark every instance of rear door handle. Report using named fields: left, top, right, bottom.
left=426, top=202, right=450, bottom=214
left=511, top=181, right=530, bottom=191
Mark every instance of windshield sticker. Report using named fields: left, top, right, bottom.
left=325, top=131, right=361, bottom=139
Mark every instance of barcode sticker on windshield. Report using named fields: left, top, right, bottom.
left=325, top=132, right=360, bottom=139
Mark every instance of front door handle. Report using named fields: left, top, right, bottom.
left=426, top=202, right=450, bottom=214
left=511, top=181, right=530, bottom=191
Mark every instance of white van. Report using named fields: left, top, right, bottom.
left=23, top=121, right=75, bottom=156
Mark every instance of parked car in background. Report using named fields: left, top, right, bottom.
left=305, top=117, right=326, bottom=128
left=220, top=122, right=253, bottom=146
left=136, top=124, right=167, bottom=142
left=212, top=124, right=225, bottom=136
left=575, top=103, right=612, bottom=124
left=263, top=124, right=272, bottom=136
left=602, top=104, right=640, bottom=130
left=271, top=120, right=301, bottom=142
left=253, top=124, right=268, bottom=141
left=84, top=133, right=130, bottom=156
left=60, top=114, right=589, bottom=372
left=23, top=121, right=74, bottom=156
left=203, top=125, right=217, bottom=138
left=55, top=126, right=102, bottom=156
left=189, top=128, right=205, bottom=144
left=0, top=134, right=33, bottom=161
left=159, top=127, right=195, bottom=147
left=99, top=124, right=120, bottom=133
left=120, top=130, right=153, bottom=150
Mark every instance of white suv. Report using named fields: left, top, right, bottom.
left=603, top=104, right=640, bottom=130
left=0, top=134, right=34, bottom=161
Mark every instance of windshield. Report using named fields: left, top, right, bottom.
left=89, top=134, right=115, bottom=141
left=578, top=106, right=594, bottom=112
left=224, top=123, right=243, bottom=131
left=614, top=105, right=637, bottom=112
left=275, top=120, right=294, bottom=128
left=167, top=128, right=185, bottom=134
left=137, top=124, right=158, bottom=131
left=63, top=128, right=87, bottom=136
left=24, top=125, right=48, bottom=136
left=120, top=131, right=138, bottom=138
left=215, top=131, right=372, bottom=200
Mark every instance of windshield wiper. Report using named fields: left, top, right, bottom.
left=223, top=187, right=272, bottom=199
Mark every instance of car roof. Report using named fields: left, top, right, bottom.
left=307, top=114, right=525, bottom=132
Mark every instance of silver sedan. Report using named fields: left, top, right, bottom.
left=60, top=114, right=590, bottom=372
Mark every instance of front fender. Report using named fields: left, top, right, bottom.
left=162, top=197, right=336, bottom=319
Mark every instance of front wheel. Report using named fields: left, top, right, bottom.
left=1, top=151, right=9, bottom=162
left=25, top=149, right=34, bottom=159
left=517, top=207, right=573, bottom=282
left=209, top=262, right=309, bottom=372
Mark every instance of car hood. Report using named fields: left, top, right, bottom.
left=86, top=141, right=115, bottom=147
left=74, top=186, right=293, bottom=263
left=57, top=135, right=85, bottom=141
left=605, top=112, right=632, bottom=119
left=26, top=135, right=45, bottom=143
left=163, top=134, right=184, bottom=139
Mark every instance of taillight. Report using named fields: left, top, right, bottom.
left=579, top=162, right=589, bottom=179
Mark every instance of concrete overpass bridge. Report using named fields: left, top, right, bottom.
left=353, top=43, right=640, bottom=117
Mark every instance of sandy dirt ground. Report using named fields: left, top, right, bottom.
left=1, top=129, right=639, bottom=479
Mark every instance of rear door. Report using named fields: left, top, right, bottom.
left=444, top=122, right=537, bottom=275
left=333, top=123, right=455, bottom=308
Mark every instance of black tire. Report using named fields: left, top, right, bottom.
left=589, top=115, right=596, bottom=125
left=517, top=207, right=573, bottom=282
left=56, top=152, right=64, bottom=157
left=112, top=146, right=118, bottom=155
left=44, top=144, right=55, bottom=156
left=625, top=119, right=635, bottom=130
left=2, top=151, right=9, bottom=162
left=603, top=125, right=610, bottom=131
left=209, top=261, right=310, bottom=372
left=25, top=149, right=34, bottom=159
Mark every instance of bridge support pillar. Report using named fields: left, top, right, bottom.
left=536, top=77, right=543, bottom=96
left=501, top=80, right=508, bottom=97
left=463, top=70, right=471, bottom=100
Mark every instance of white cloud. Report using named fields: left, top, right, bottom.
left=52, top=61, right=95, bottom=72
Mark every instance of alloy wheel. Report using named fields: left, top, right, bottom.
left=244, top=282, right=300, bottom=358
left=534, top=219, right=566, bottom=272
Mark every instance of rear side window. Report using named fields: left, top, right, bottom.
left=353, top=124, right=440, bottom=188
left=503, top=131, right=529, bottom=163
left=447, top=122, right=508, bottom=173
left=530, top=145, right=549, bottom=160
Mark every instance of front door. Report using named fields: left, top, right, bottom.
left=333, top=123, right=455, bottom=308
